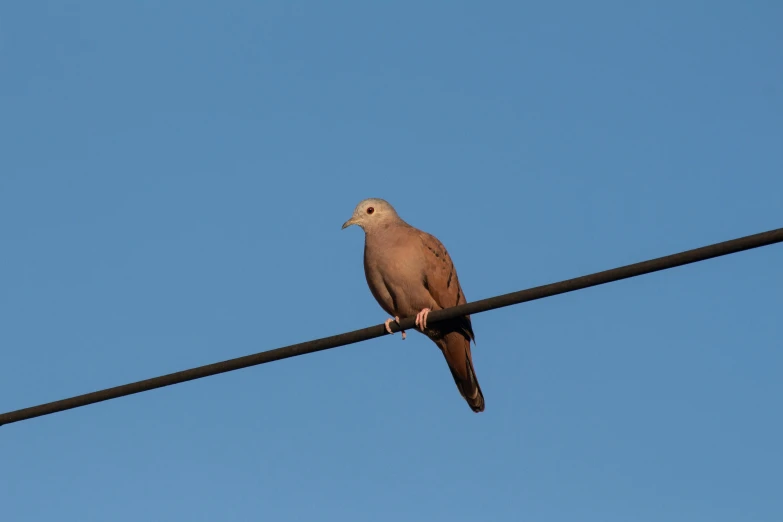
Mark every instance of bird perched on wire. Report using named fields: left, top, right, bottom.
left=342, top=198, right=485, bottom=413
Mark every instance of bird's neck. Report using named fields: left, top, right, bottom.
left=364, top=220, right=414, bottom=250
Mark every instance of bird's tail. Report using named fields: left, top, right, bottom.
left=439, top=331, right=485, bottom=413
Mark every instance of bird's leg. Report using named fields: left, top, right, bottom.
left=415, top=308, right=431, bottom=331
left=384, top=316, right=406, bottom=340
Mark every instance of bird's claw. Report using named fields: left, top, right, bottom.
left=384, top=317, right=406, bottom=340
left=415, top=308, right=431, bottom=331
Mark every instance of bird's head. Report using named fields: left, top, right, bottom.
left=341, top=198, right=400, bottom=231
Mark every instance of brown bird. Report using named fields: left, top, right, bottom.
left=342, top=198, right=485, bottom=412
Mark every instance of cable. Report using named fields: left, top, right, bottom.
left=1, top=227, right=781, bottom=427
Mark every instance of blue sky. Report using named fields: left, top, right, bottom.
left=1, top=1, right=781, bottom=520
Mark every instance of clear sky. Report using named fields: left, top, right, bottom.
left=1, top=2, right=781, bottom=521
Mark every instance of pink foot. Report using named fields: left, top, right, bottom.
left=384, top=316, right=406, bottom=340
left=415, top=308, right=431, bottom=331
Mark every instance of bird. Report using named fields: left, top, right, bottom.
left=342, top=198, right=485, bottom=412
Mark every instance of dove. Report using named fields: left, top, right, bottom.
left=342, top=198, right=485, bottom=412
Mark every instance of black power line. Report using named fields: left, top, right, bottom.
left=1, top=227, right=781, bottom=427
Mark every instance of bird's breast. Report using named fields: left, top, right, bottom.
left=364, top=240, right=422, bottom=284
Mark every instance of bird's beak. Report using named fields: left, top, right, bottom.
left=341, top=217, right=357, bottom=230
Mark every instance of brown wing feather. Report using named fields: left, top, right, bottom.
left=417, top=231, right=475, bottom=342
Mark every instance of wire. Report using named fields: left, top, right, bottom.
left=1, top=227, right=781, bottom=427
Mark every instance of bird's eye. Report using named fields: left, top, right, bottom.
left=366, top=207, right=375, bottom=215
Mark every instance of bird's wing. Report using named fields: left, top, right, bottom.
left=417, top=230, right=475, bottom=342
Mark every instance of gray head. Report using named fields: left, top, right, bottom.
left=341, top=198, right=402, bottom=232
